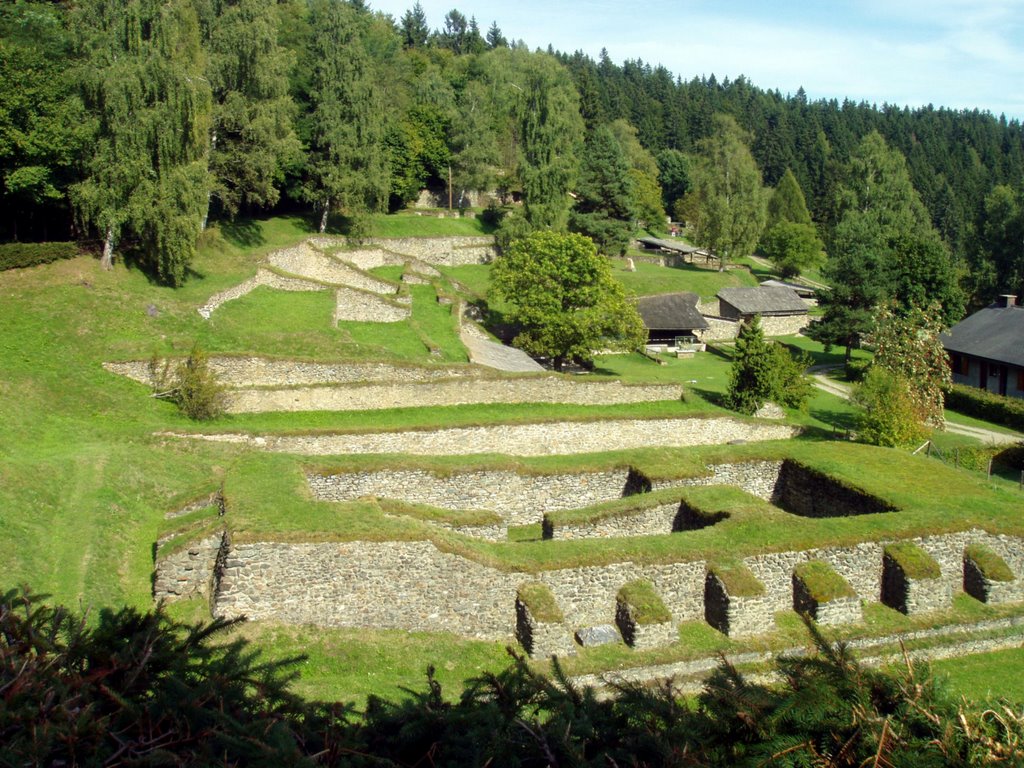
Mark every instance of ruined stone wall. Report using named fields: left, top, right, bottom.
left=197, top=269, right=326, bottom=319
left=186, top=418, right=799, bottom=457
left=184, top=529, right=1024, bottom=641
left=105, top=357, right=477, bottom=388
left=773, top=461, right=895, bottom=518
left=308, top=468, right=633, bottom=526
left=760, top=315, right=810, bottom=337
left=227, top=379, right=683, bottom=415
left=309, top=236, right=496, bottom=266
left=268, top=244, right=399, bottom=295
left=153, top=532, right=225, bottom=602
left=333, top=285, right=411, bottom=324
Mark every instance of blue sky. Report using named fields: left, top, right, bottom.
left=368, top=0, right=1024, bottom=119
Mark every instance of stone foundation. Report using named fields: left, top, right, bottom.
left=153, top=531, right=225, bottom=602
left=158, top=529, right=1024, bottom=642
left=704, top=572, right=772, bottom=637
left=334, top=285, right=411, bottom=324
left=516, top=600, right=576, bottom=659
left=882, top=547, right=953, bottom=616
left=964, top=555, right=1024, bottom=605
left=792, top=566, right=862, bottom=626
left=172, top=418, right=800, bottom=457
left=615, top=602, right=676, bottom=650
left=225, top=378, right=683, bottom=415
left=772, top=460, right=895, bottom=518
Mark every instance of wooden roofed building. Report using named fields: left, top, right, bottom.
left=636, top=292, right=709, bottom=347
left=941, top=295, right=1024, bottom=398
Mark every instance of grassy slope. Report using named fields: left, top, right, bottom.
left=2, top=213, right=1022, bottom=702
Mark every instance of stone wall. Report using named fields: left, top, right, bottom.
left=268, top=244, right=398, bottom=295
left=333, top=285, right=411, bottom=324
left=760, top=315, right=810, bottom=337
left=309, top=236, right=496, bottom=266
left=703, top=573, right=773, bottom=637
left=105, top=357, right=477, bottom=389
left=697, top=316, right=740, bottom=342
left=792, top=568, right=862, bottom=626
left=178, top=418, right=800, bottom=457
left=544, top=502, right=681, bottom=540
left=516, top=599, right=577, bottom=658
left=616, top=602, right=676, bottom=650
left=882, top=549, right=953, bottom=616
left=153, top=531, right=225, bottom=602
left=197, top=269, right=327, bottom=319
left=166, top=529, right=1024, bottom=643
left=226, top=378, right=683, bottom=415
left=308, top=468, right=633, bottom=526
left=964, top=555, right=1024, bottom=605
left=773, top=460, right=895, bottom=518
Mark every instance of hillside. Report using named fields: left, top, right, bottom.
left=2, top=214, right=1023, bottom=703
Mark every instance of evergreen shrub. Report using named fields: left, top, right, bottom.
left=0, top=241, right=79, bottom=271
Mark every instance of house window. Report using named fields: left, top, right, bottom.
left=951, top=354, right=969, bottom=376
left=1017, top=370, right=1024, bottom=391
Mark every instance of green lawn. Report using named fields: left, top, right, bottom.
left=3, top=213, right=1023, bottom=703
left=612, top=259, right=759, bottom=299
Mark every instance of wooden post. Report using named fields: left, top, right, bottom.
left=448, top=165, right=453, bottom=211
left=988, top=457, right=993, bottom=479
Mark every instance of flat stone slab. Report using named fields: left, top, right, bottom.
left=461, top=332, right=545, bottom=372
left=575, top=624, right=622, bottom=647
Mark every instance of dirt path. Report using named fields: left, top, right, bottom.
left=810, top=368, right=1024, bottom=445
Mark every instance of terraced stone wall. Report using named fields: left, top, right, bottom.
left=179, top=529, right=1024, bottom=641
left=105, top=357, right=476, bottom=388
left=308, top=468, right=633, bottom=526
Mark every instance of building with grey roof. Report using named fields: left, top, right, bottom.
left=941, top=295, right=1024, bottom=398
left=636, top=292, right=709, bottom=344
left=716, top=286, right=809, bottom=320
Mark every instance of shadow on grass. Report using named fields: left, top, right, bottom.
left=807, top=404, right=859, bottom=434
left=688, top=386, right=730, bottom=409
left=221, top=219, right=265, bottom=249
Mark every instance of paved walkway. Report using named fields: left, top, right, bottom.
left=811, top=367, right=1024, bottom=445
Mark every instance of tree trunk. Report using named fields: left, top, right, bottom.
left=101, top=224, right=115, bottom=271
left=201, top=130, right=217, bottom=232
left=319, top=198, right=330, bottom=233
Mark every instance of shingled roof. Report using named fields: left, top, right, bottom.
left=717, top=286, right=808, bottom=316
left=636, top=292, right=709, bottom=330
left=940, top=304, right=1024, bottom=368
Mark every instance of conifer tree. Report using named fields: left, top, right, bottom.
left=569, top=126, right=636, bottom=255
left=399, top=2, right=429, bottom=48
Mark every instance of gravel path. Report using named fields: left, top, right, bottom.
left=811, top=368, right=1024, bottom=446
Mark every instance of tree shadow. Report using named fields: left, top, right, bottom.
left=807, top=404, right=859, bottom=435
left=220, top=219, right=265, bottom=249
left=688, top=386, right=730, bottom=409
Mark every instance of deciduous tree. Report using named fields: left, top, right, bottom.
left=301, top=0, right=389, bottom=234
left=72, top=0, right=212, bottom=285
left=689, top=114, right=768, bottom=271
left=490, top=231, right=644, bottom=370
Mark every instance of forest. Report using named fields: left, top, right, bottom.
left=2, top=0, right=1024, bottom=308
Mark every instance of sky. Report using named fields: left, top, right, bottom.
left=367, top=0, right=1024, bottom=120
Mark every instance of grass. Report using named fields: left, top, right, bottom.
left=707, top=562, right=765, bottom=597
left=610, top=258, right=759, bottom=299
left=885, top=543, right=942, bottom=579
left=793, top=560, right=856, bottom=601
left=617, top=580, right=672, bottom=624
left=932, top=647, right=1024, bottom=702
left=964, top=544, right=1015, bottom=582
left=3, top=211, right=1024, bottom=703
left=517, top=582, right=563, bottom=623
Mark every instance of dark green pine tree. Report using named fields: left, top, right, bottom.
left=726, top=315, right=775, bottom=414
left=399, top=1, right=429, bottom=48
left=485, top=20, right=507, bottom=49
left=569, top=125, right=637, bottom=255
left=766, top=168, right=813, bottom=228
